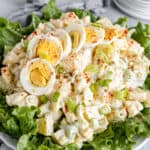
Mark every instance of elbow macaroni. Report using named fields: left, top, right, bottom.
left=1, top=11, right=150, bottom=147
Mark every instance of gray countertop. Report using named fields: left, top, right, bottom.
left=0, top=0, right=150, bottom=150
left=0, top=0, right=150, bottom=25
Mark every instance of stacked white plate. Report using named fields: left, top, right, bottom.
left=113, top=0, right=150, bottom=20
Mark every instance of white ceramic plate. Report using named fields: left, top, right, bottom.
left=113, top=0, right=150, bottom=20
left=0, top=1, right=149, bottom=150
left=133, top=138, right=149, bottom=150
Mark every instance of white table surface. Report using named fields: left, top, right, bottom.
left=0, top=0, right=150, bottom=150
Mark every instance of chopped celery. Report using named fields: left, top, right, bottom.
left=114, top=88, right=129, bottom=100
left=90, top=79, right=111, bottom=94
left=95, top=44, right=114, bottom=63
left=66, top=98, right=77, bottom=113
left=90, top=79, right=111, bottom=93
left=85, top=64, right=99, bottom=73
left=96, top=79, right=112, bottom=87
left=95, top=47, right=109, bottom=63
left=91, top=22, right=102, bottom=28
left=51, top=91, right=60, bottom=102
left=56, top=66, right=64, bottom=74
left=39, top=95, right=49, bottom=104
left=90, top=83, right=97, bottom=93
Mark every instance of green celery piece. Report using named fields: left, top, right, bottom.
left=95, top=44, right=113, bottom=64
left=114, top=88, right=129, bottom=100
left=90, top=83, right=97, bottom=93
left=85, top=64, right=99, bottom=73
left=39, top=95, right=49, bottom=104
left=51, top=91, right=60, bottom=102
left=66, top=98, right=77, bottom=113
left=56, top=66, right=64, bottom=74
left=96, top=79, right=112, bottom=87
left=91, top=22, right=102, bottom=28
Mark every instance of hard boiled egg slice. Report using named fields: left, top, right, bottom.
left=84, top=25, right=105, bottom=48
left=66, top=24, right=86, bottom=52
left=20, top=58, right=55, bottom=96
left=55, top=29, right=72, bottom=57
left=37, top=113, right=54, bottom=136
left=27, top=35, right=63, bottom=66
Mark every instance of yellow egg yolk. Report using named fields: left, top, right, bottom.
left=104, top=28, right=117, bottom=40
left=37, top=117, right=47, bottom=135
left=29, top=61, right=50, bottom=87
left=70, top=31, right=80, bottom=49
left=85, top=27, right=98, bottom=43
left=35, top=39, right=60, bottom=65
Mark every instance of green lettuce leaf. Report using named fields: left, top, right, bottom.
left=143, top=73, right=150, bottom=90
left=0, top=89, right=40, bottom=138
left=72, top=9, right=99, bottom=22
left=0, top=89, right=20, bottom=137
left=43, top=0, right=62, bottom=20
left=0, top=13, right=41, bottom=65
left=21, top=14, right=41, bottom=35
left=82, top=107, right=150, bottom=150
left=131, top=22, right=150, bottom=59
left=0, top=17, right=21, bottom=30
left=16, top=107, right=150, bottom=150
left=12, top=106, right=40, bottom=135
left=0, top=2, right=150, bottom=150
left=0, top=18, right=22, bottom=64
left=131, top=23, right=150, bottom=91
left=114, top=17, right=128, bottom=27
left=0, top=28, right=22, bottom=46
left=17, top=134, right=79, bottom=150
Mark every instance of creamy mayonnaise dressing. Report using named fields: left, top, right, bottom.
left=1, top=12, right=150, bottom=147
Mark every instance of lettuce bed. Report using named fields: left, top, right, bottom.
left=0, top=0, right=150, bottom=150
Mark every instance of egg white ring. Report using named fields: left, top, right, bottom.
left=65, top=24, right=86, bottom=52
left=27, top=35, right=63, bottom=66
left=84, top=27, right=105, bottom=48
left=20, top=58, right=56, bottom=96
left=101, top=37, right=118, bottom=45
left=55, top=29, right=72, bottom=57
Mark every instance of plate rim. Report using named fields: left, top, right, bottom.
left=113, top=0, right=150, bottom=20
left=1, top=2, right=150, bottom=150
left=134, top=138, right=150, bottom=150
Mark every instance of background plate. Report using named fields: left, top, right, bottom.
left=0, top=1, right=149, bottom=149
left=113, top=0, right=150, bottom=20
